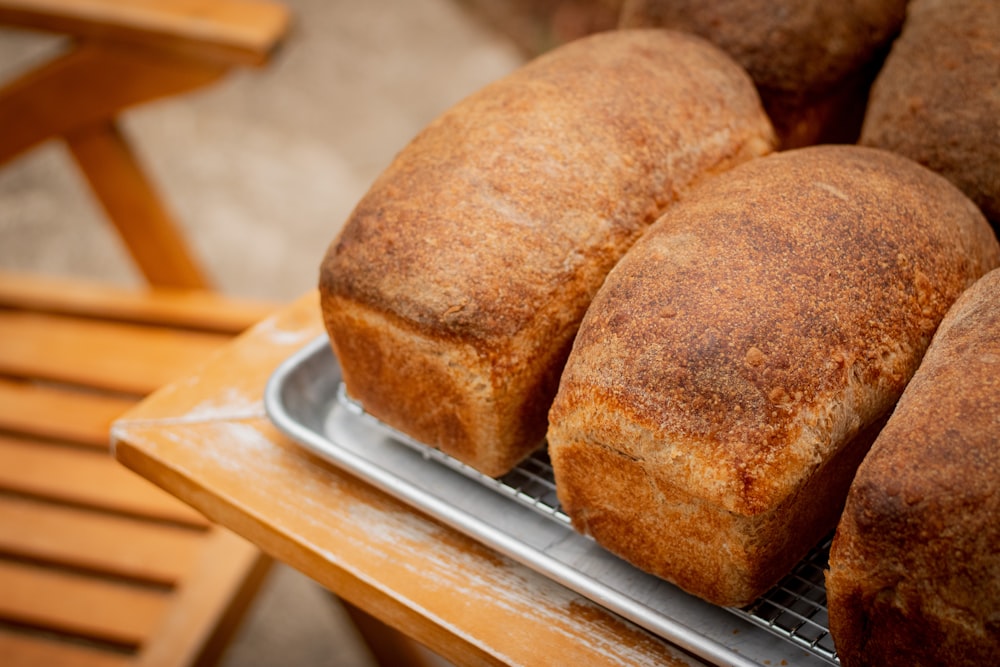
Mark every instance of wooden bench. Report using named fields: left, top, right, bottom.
left=0, top=277, right=451, bottom=667
left=0, top=1, right=290, bottom=665
left=0, top=272, right=279, bottom=667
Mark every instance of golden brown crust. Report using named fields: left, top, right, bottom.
left=547, top=145, right=1000, bottom=606
left=619, top=0, right=908, bottom=147
left=860, top=0, right=1000, bottom=229
left=320, top=29, right=775, bottom=476
left=827, top=268, right=1000, bottom=667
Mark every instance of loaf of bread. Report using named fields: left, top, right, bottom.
left=826, top=268, right=1000, bottom=667
left=860, top=0, right=1000, bottom=230
left=547, top=145, right=1000, bottom=607
left=319, top=29, right=775, bottom=477
left=619, top=0, right=908, bottom=148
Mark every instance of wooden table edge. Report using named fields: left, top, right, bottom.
left=111, top=292, right=707, bottom=667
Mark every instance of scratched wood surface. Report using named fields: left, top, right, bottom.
left=113, top=291, right=708, bottom=667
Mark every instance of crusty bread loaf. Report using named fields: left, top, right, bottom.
left=860, top=0, right=1000, bottom=230
left=619, top=0, right=907, bottom=148
left=826, top=267, right=1000, bottom=667
left=547, top=145, right=1000, bottom=606
left=319, top=29, right=775, bottom=477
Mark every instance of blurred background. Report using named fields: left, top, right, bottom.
left=0, top=0, right=619, bottom=665
left=0, top=0, right=621, bottom=302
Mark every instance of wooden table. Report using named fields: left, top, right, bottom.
left=112, top=291, right=707, bottom=667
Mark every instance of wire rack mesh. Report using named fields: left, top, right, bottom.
left=338, top=385, right=839, bottom=665
left=734, top=535, right=838, bottom=664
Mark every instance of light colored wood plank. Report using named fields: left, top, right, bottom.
left=0, top=310, right=229, bottom=395
left=0, top=377, right=134, bottom=449
left=0, top=434, right=210, bottom=527
left=0, top=494, right=202, bottom=585
left=67, top=118, right=209, bottom=289
left=135, top=528, right=272, bottom=667
left=0, top=0, right=291, bottom=66
left=0, top=628, right=131, bottom=667
left=0, top=559, right=168, bottom=648
left=0, top=271, right=276, bottom=334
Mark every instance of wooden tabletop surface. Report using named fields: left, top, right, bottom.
left=111, top=291, right=709, bottom=667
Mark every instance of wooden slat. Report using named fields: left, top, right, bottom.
left=0, top=377, right=134, bottom=449
left=0, top=270, right=275, bottom=334
left=0, top=310, right=229, bottom=395
left=0, top=0, right=291, bottom=67
left=0, top=494, right=202, bottom=585
left=0, top=435, right=210, bottom=528
left=0, top=628, right=131, bottom=667
left=0, top=559, right=168, bottom=647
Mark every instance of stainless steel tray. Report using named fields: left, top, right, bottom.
left=265, top=335, right=840, bottom=667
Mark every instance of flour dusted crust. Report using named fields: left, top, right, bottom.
left=826, top=268, right=1000, bottom=667
left=319, top=29, right=775, bottom=477
left=619, top=0, right=908, bottom=148
left=860, top=0, right=1000, bottom=229
left=547, top=145, right=1000, bottom=606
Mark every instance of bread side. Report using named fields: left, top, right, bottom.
left=320, top=29, right=775, bottom=477
left=547, top=145, right=1000, bottom=606
left=826, top=268, right=1000, bottom=667
left=860, top=0, right=1000, bottom=229
left=619, top=0, right=907, bottom=147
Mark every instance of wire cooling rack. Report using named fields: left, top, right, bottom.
left=337, top=384, right=839, bottom=665
left=737, top=535, right=837, bottom=663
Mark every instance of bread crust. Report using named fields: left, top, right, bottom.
left=860, top=0, right=1000, bottom=228
left=320, top=29, right=775, bottom=476
left=619, top=0, right=908, bottom=147
left=547, top=145, right=1000, bottom=606
left=827, top=268, right=1000, bottom=667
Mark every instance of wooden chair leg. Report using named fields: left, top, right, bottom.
left=65, top=118, right=210, bottom=289
left=135, top=530, right=274, bottom=667
left=339, top=599, right=444, bottom=667
left=0, top=39, right=231, bottom=289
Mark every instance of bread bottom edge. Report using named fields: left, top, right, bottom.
left=550, top=418, right=882, bottom=607
left=322, top=298, right=555, bottom=477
